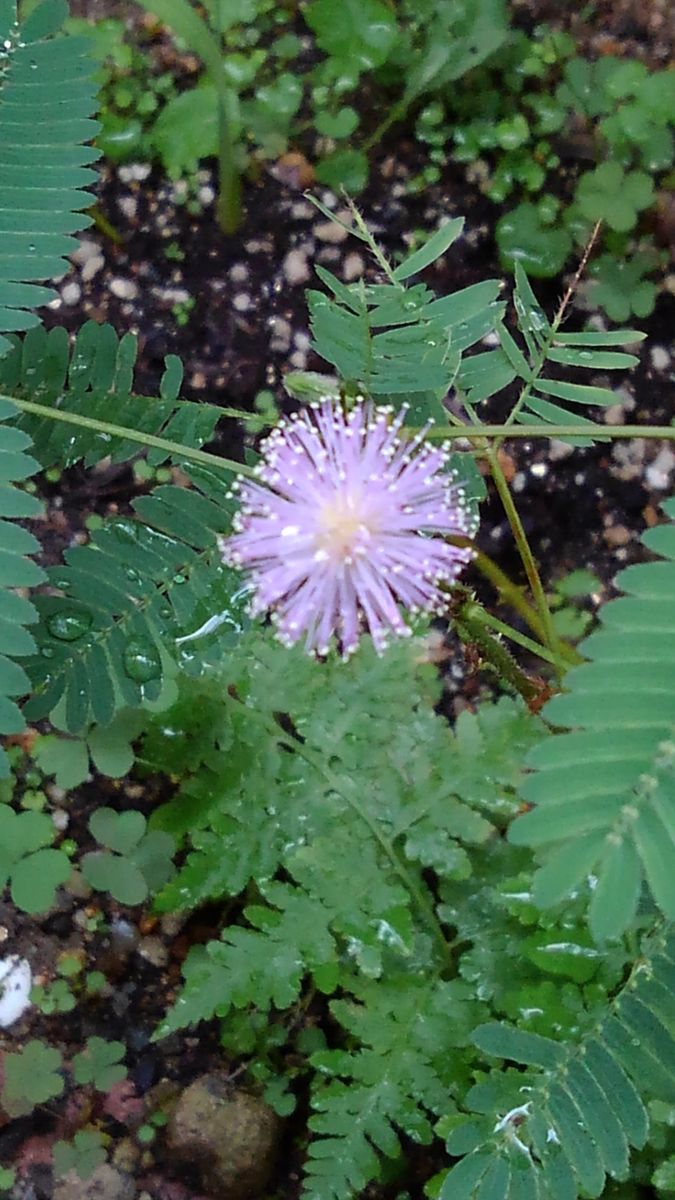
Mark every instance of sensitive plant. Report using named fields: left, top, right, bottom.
left=1, top=4, right=675, bottom=1198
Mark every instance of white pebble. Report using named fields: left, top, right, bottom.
left=342, top=252, right=364, bottom=281
left=61, top=281, right=81, bottom=306
left=117, top=195, right=138, bottom=221
left=314, top=220, right=348, bottom=244
left=650, top=346, right=670, bottom=373
left=198, top=185, right=215, bottom=206
left=118, top=163, right=151, bottom=183
left=110, top=277, right=138, bottom=301
left=81, top=254, right=104, bottom=283
left=646, top=447, right=675, bottom=491
left=233, top=293, right=251, bottom=312
left=0, top=956, right=32, bottom=1028
left=229, top=262, right=249, bottom=283
left=283, top=248, right=310, bottom=285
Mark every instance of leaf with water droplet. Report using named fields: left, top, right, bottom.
left=46, top=610, right=93, bottom=642
left=123, top=639, right=162, bottom=684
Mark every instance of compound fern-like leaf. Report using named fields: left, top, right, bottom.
left=0, top=0, right=98, bottom=355
left=0, top=399, right=44, bottom=774
left=440, top=926, right=675, bottom=1200
left=1, top=322, right=220, bottom=468
left=511, top=497, right=675, bottom=939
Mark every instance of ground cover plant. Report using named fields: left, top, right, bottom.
left=70, top=0, right=674, bottom=314
left=0, top=2, right=674, bottom=1199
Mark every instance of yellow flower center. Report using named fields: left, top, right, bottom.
left=316, top=492, right=371, bottom=560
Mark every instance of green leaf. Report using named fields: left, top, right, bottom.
left=315, top=149, right=368, bottom=194
left=576, top=163, right=654, bottom=232
left=392, top=219, right=464, bottom=282
left=72, top=1036, right=126, bottom=1090
left=1, top=1040, right=64, bottom=1116
left=10, top=846, right=71, bottom=913
left=81, top=850, right=148, bottom=905
left=304, top=0, right=398, bottom=73
left=0, top=7, right=98, bottom=354
left=496, top=203, right=572, bottom=278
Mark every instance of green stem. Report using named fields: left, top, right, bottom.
left=473, top=607, right=579, bottom=668
left=292, top=738, right=452, bottom=963
left=486, top=446, right=561, bottom=676
left=455, top=603, right=546, bottom=705
left=450, top=536, right=547, bottom=642
left=5, top=394, right=255, bottom=478
left=426, top=423, right=675, bottom=441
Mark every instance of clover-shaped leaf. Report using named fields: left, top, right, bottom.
left=82, top=808, right=174, bottom=904
left=587, top=251, right=658, bottom=322
left=1, top=1041, right=64, bottom=1117
left=53, top=1130, right=107, bottom=1181
left=72, top=1037, right=126, bottom=1091
left=576, top=163, right=655, bottom=232
left=304, top=0, right=398, bottom=73
left=0, top=809, right=70, bottom=914
left=496, top=202, right=572, bottom=278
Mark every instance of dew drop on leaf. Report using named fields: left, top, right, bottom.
left=123, top=639, right=161, bottom=683
left=47, top=610, right=93, bottom=642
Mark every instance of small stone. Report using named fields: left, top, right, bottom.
left=229, top=263, right=249, bottom=283
left=603, top=524, right=631, bottom=548
left=137, top=935, right=169, bottom=968
left=650, top=345, right=670, bottom=372
left=112, top=1137, right=141, bottom=1174
left=233, top=293, right=251, bottom=313
left=82, top=254, right=105, bottom=283
left=117, top=195, right=138, bottom=221
left=54, top=1164, right=135, bottom=1200
left=61, top=281, right=81, bottom=306
left=110, top=278, right=138, bottom=301
left=198, top=185, right=215, bottom=206
left=166, top=1075, right=281, bottom=1200
left=342, top=252, right=364, bottom=281
left=289, top=350, right=307, bottom=369
left=646, top=447, right=675, bottom=491
left=52, top=809, right=69, bottom=832
left=269, top=317, right=292, bottom=353
left=282, top=248, right=310, bottom=285
left=118, top=163, right=151, bottom=183
left=530, top=462, right=548, bottom=479
left=290, top=200, right=315, bottom=220
left=314, top=219, right=348, bottom=244
left=0, top=956, right=32, bottom=1028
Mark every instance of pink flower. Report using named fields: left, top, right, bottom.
left=220, top=400, right=474, bottom=657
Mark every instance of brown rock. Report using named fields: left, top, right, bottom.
left=166, top=1074, right=281, bottom=1200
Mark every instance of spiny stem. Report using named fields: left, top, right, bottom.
left=454, top=602, right=547, bottom=706
left=449, top=537, right=580, bottom=667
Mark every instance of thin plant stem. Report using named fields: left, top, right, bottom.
left=424, top=424, right=675, bottom=441
left=449, top=537, right=580, bottom=666
left=487, top=445, right=561, bottom=675
left=450, top=536, right=547, bottom=641
left=4, top=394, right=255, bottom=478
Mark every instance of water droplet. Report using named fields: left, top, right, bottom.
left=123, top=639, right=161, bottom=683
left=47, top=610, right=93, bottom=642
left=114, top=521, right=139, bottom=545
left=41, top=647, right=54, bottom=658
left=172, top=573, right=187, bottom=585
left=29, top=59, right=37, bottom=69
